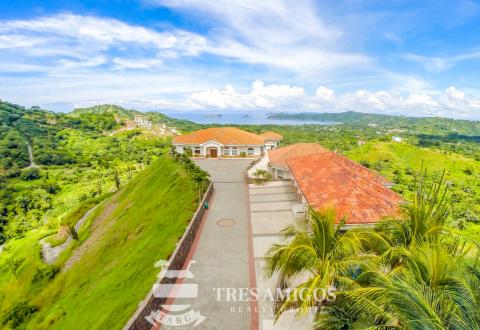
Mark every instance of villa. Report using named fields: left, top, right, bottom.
left=286, top=152, right=402, bottom=225
left=268, top=143, right=330, bottom=179
left=173, top=127, right=282, bottom=158
left=250, top=142, right=402, bottom=225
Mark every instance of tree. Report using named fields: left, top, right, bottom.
left=345, top=243, right=480, bottom=329
left=265, top=210, right=369, bottom=318
left=315, top=169, right=480, bottom=329
left=66, top=225, right=79, bottom=240
left=20, top=167, right=41, bottom=181
left=112, top=168, right=121, bottom=191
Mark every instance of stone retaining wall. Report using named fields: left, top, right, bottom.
left=124, top=182, right=214, bottom=330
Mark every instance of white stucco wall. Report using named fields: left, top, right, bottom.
left=174, top=142, right=263, bottom=158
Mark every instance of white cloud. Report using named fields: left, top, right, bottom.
left=403, top=51, right=480, bottom=72
left=315, top=86, right=334, bottom=101
left=0, top=14, right=206, bottom=52
left=147, top=0, right=370, bottom=72
left=187, top=80, right=305, bottom=109
left=0, top=13, right=207, bottom=74
left=182, top=83, right=480, bottom=118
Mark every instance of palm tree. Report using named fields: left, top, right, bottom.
left=265, top=209, right=374, bottom=319
left=345, top=243, right=480, bottom=329
left=376, top=168, right=450, bottom=251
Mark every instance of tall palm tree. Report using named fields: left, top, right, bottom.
left=265, top=209, right=374, bottom=319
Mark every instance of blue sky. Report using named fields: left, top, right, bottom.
left=1, top=0, right=480, bottom=118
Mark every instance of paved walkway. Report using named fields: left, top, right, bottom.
left=248, top=181, right=314, bottom=329
left=164, top=159, right=254, bottom=330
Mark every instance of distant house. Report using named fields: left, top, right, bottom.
left=134, top=115, right=152, bottom=129
left=173, top=127, right=283, bottom=158
left=267, top=143, right=329, bottom=179
left=286, top=152, right=402, bottom=227
left=392, top=136, right=403, bottom=142
left=260, top=131, right=283, bottom=150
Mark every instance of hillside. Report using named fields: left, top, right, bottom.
left=346, top=141, right=480, bottom=226
left=0, top=155, right=199, bottom=329
left=69, top=104, right=139, bottom=120
left=69, top=104, right=200, bottom=131
left=269, top=111, right=480, bottom=135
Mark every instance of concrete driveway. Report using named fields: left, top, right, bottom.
left=165, top=159, right=254, bottom=330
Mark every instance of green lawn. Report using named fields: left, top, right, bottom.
left=0, top=156, right=198, bottom=329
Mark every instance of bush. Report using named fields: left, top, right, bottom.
left=359, top=160, right=370, bottom=168
left=253, top=169, right=272, bottom=185
left=41, top=181, right=61, bottom=194
left=32, top=265, right=60, bottom=283
left=3, top=301, right=39, bottom=328
left=20, top=167, right=41, bottom=181
left=240, top=151, right=247, bottom=157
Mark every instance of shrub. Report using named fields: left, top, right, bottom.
left=359, top=160, right=370, bottom=168
left=20, top=167, right=41, bottom=181
left=32, top=265, right=60, bottom=283
left=3, top=301, right=38, bottom=328
left=253, top=169, right=272, bottom=185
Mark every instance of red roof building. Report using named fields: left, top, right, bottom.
left=286, top=153, right=402, bottom=225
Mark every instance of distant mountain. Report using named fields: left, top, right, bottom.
left=268, top=111, right=480, bottom=136
left=70, top=104, right=199, bottom=129
left=69, top=104, right=140, bottom=120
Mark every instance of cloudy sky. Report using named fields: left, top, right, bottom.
left=1, top=0, right=480, bottom=118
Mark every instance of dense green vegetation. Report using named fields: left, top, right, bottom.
left=0, top=101, right=199, bottom=244
left=0, top=156, right=201, bottom=329
left=347, top=142, right=480, bottom=227
left=269, top=111, right=480, bottom=135
left=1, top=100, right=479, bottom=329
left=267, top=174, right=480, bottom=328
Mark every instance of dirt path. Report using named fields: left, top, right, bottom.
left=26, top=142, right=37, bottom=168
left=62, top=199, right=118, bottom=271
left=40, top=204, right=99, bottom=265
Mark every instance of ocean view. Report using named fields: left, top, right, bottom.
left=163, top=110, right=335, bottom=125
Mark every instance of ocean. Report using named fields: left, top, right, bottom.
left=162, top=111, right=335, bottom=126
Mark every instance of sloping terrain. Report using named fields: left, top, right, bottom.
left=346, top=141, right=480, bottom=227
left=0, top=156, right=197, bottom=329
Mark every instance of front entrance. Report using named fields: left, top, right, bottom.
left=209, top=148, right=218, bottom=158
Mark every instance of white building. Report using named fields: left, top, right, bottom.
left=173, top=127, right=282, bottom=158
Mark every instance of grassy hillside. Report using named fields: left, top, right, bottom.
left=0, top=156, right=198, bottom=329
left=346, top=141, right=480, bottom=226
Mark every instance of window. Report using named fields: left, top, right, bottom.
left=224, top=147, right=230, bottom=156
left=247, top=148, right=254, bottom=155
left=194, top=147, right=201, bottom=156
left=232, top=147, right=238, bottom=156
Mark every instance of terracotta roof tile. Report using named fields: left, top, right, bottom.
left=286, top=153, right=402, bottom=225
left=268, top=143, right=329, bottom=169
left=173, top=127, right=265, bottom=145
left=260, top=131, right=283, bottom=141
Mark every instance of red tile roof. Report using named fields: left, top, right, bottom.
left=286, top=153, right=402, bottom=225
left=260, top=131, right=283, bottom=141
left=173, top=127, right=265, bottom=145
left=268, top=143, right=330, bottom=169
